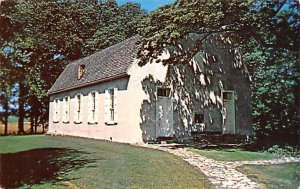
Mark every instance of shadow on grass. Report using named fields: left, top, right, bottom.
left=0, top=148, right=96, bottom=188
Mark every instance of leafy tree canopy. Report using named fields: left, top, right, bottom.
left=0, top=0, right=146, bottom=132
left=138, top=0, right=299, bottom=62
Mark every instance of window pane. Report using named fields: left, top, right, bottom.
left=110, top=89, right=114, bottom=109
left=92, top=92, right=95, bottom=110
left=223, top=92, right=233, bottom=100
left=77, top=95, right=81, bottom=111
left=157, top=88, right=170, bottom=97
left=194, top=114, right=204, bottom=123
left=110, top=109, right=114, bottom=121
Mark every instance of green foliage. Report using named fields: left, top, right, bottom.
left=241, top=2, right=300, bottom=145
left=267, top=145, right=300, bottom=157
left=137, top=0, right=251, bottom=63
left=251, top=51, right=299, bottom=141
left=138, top=0, right=300, bottom=146
left=0, top=0, right=146, bottom=129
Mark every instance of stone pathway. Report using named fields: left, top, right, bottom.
left=137, top=143, right=300, bottom=189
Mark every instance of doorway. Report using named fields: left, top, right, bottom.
left=222, top=91, right=236, bottom=134
left=156, top=88, right=173, bottom=138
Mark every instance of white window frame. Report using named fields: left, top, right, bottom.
left=105, top=88, right=118, bottom=125
left=53, top=98, right=60, bottom=123
left=88, top=91, right=99, bottom=124
left=74, top=93, right=83, bottom=124
left=62, top=96, right=70, bottom=123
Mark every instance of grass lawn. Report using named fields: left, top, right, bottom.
left=189, top=148, right=275, bottom=161
left=237, top=163, right=300, bottom=189
left=0, top=135, right=212, bottom=189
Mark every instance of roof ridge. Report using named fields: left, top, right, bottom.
left=69, top=35, right=139, bottom=66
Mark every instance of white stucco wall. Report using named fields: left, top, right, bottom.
left=48, top=32, right=252, bottom=143
left=48, top=77, right=143, bottom=143
left=48, top=60, right=169, bottom=143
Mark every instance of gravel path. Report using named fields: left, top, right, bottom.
left=138, top=143, right=300, bottom=189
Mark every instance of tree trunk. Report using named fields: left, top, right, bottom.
left=296, top=79, right=300, bottom=145
left=296, top=79, right=300, bottom=124
left=29, top=95, right=36, bottom=134
left=4, top=117, right=8, bottom=135
left=18, top=82, right=25, bottom=134
left=1, top=95, right=10, bottom=135
left=34, top=115, right=38, bottom=133
left=4, top=100, right=9, bottom=135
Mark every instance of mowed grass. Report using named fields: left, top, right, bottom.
left=190, top=147, right=300, bottom=188
left=237, top=164, right=300, bottom=189
left=189, top=148, right=275, bottom=161
left=0, top=135, right=212, bottom=189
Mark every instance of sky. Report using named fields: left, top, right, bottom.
left=116, top=0, right=175, bottom=12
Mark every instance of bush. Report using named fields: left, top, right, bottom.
left=267, top=145, right=300, bottom=157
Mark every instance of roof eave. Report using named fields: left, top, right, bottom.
left=48, top=73, right=129, bottom=96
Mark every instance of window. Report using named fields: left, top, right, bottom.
left=53, top=99, right=60, bottom=123
left=63, top=96, right=70, bottom=123
left=74, top=94, right=83, bottom=123
left=222, top=91, right=234, bottom=101
left=88, top=91, right=98, bottom=124
left=78, top=64, right=85, bottom=80
left=105, top=88, right=118, bottom=124
left=109, top=90, right=114, bottom=121
left=194, top=113, right=204, bottom=124
left=157, top=88, right=170, bottom=97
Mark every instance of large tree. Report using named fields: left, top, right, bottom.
left=0, top=0, right=146, bottom=134
left=0, top=0, right=27, bottom=134
left=0, top=54, right=14, bottom=135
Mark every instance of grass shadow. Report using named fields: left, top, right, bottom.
left=0, top=148, right=96, bottom=188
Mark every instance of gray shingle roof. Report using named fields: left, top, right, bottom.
left=48, top=36, right=139, bottom=94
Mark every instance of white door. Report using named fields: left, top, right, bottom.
left=156, top=96, right=173, bottom=138
left=223, top=91, right=235, bottom=134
